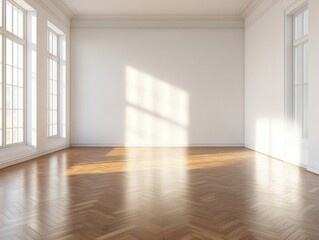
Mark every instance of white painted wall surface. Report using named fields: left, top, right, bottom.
left=71, top=28, right=244, bottom=146
left=245, top=0, right=319, bottom=172
left=307, top=0, right=319, bottom=174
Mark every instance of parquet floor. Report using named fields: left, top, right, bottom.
left=1, top=147, right=319, bottom=240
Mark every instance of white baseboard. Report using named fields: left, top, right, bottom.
left=70, top=143, right=245, bottom=147
left=245, top=144, right=312, bottom=170
left=307, top=166, right=319, bottom=175
left=0, top=145, right=70, bottom=169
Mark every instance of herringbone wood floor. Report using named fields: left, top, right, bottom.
left=0, top=147, right=319, bottom=240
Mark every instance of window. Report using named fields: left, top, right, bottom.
left=293, top=7, right=308, bottom=138
left=47, top=28, right=58, bottom=137
left=0, top=0, right=25, bottom=147
left=47, top=22, right=66, bottom=139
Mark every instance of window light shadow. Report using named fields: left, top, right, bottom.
left=125, top=66, right=189, bottom=146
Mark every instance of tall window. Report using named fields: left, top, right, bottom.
left=0, top=0, right=25, bottom=147
left=293, top=7, right=308, bottom=138
left=47, top=28, right=58, bottom=137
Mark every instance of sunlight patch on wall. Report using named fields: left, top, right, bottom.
left=255, top=118, right=285, bottom=159
left=125, top=66, right=189, bottom=146
left=255, top=117, right=306, bottom=166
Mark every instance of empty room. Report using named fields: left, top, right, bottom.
left=0, top=0, right=319, bottom=239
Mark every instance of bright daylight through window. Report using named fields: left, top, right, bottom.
left=293, top=7, right=308, bottom=139
left=0, top=0, right=25, bottom=147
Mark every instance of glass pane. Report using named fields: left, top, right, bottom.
left=6, top=85, right=12, bottom=109
left=18, top=44, right=23, bottom=69
left=304, top=43, right=308, bottom=83
left=18, top=88, right=23, bottom=109
left=6, top=129, right=12, bottom=145
left=12, top=86, right=17, bottom=109
left=6, top=110, right=12, bottom=128
left=294, top=45, right=303, bottom=85
left=18, top=128, right=23, bottom=142
left=13, top=67, right=17, bottom=85
left=6, top=1, right=12, bottom=33
left=6, top=66, right=12, bottom=85
left=303, top=85, right=308, bottom=138
left=6, top=38, right=12, bottom=66
left=53, top=34, right=58, bottom=56
left=294, top=85, right=303, bottom=138
left=18, top=9, right=24, bottom=39
left=13, top=5, right=18, bottom=36
left=12, top=127, right=17, bottom=143
left=48, top=31, right=52, bottom=53
left=13, top=42, right=18, bottom=67
left=53, top=60, right=57, bottom=80
left=6, top=39, right=24, bottom=145
left=12, top=109, right=17, bottom=127
left=294, top=12, right=303, bottom=40
left=304, top=9, right=308, bottom=36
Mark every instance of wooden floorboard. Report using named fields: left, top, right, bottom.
left=0, top=147, right=319, bottom=239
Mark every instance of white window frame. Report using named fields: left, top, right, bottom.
left=292, top=7, right=308, bottom=139
left=47, top=27, right=59, bottom=138
left=0, top=0, right=26, bottom=148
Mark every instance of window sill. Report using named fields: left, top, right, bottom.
left=0, top=144, right=36, bottom=166
left=46, top=137, right=68, bottom=149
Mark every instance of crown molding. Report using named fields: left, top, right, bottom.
left=245, top=0, right=280, bottom=28
left=71, top=15, right=244, bottom=29
left=240, top=0, right=263, bottom=18
left=49, top=0, right=78, bottom=18
left=32, top=0, right=71, bottom=27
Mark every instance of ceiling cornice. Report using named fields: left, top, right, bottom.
left=50, top=0, right=78, bottom=18
left=240, top=0, right=263, bottom=18
left=71, top=15, right=244, bottom=29
left=72, top=15, right=243, bottom=21
left=245, top=0, right=280, bottom=27
left=32, top=0, right=70, bottom=27
left=49, top=0, right=265, bottom=24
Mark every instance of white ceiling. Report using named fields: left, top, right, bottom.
left=59, top=0, right=255, bottom=17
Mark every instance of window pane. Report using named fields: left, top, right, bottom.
left=294, top=86, right=303, bottom=138
left=53, top=34, right=57, bottom=56
left=6, top=39, right=24, bottom=145
left=303, top=85, right=308, bottom=138
left=6, top=1, right=12, bottom=33
left=18, top=9, right=24, bottom=39
left=48, top=31, right=52, bottom=53
left=304, top=43, right=308, bottom=83
left=13, top=5, right=18, bottom=36
left=6, top=38, right=12, bottom=66
left=7, top=2, right=24, bottom=39
left=13, top=42, right=18, bottom=68
left=18, top=128, right=23, bottom=142
left=6, top=110, right=12, bottom=128
left=18, top=44, right=23, bottom=69
left=294, top=12, right=303, bottom=40
left=53, top=60, right=57, bottom=80
left=294, top=45, right=303, bottom=85
left=6, top=129, right=12, bottom=145
left=304, top=9, right=308, bottom=36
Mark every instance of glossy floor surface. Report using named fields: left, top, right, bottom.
left=0, top=147, right=319, bottom=240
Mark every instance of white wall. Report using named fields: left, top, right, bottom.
left=71, top=27, right=244, bottom=146
left=0, top=0, right=70, bottom=168
left=245, top=0, right=319, bottom=173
